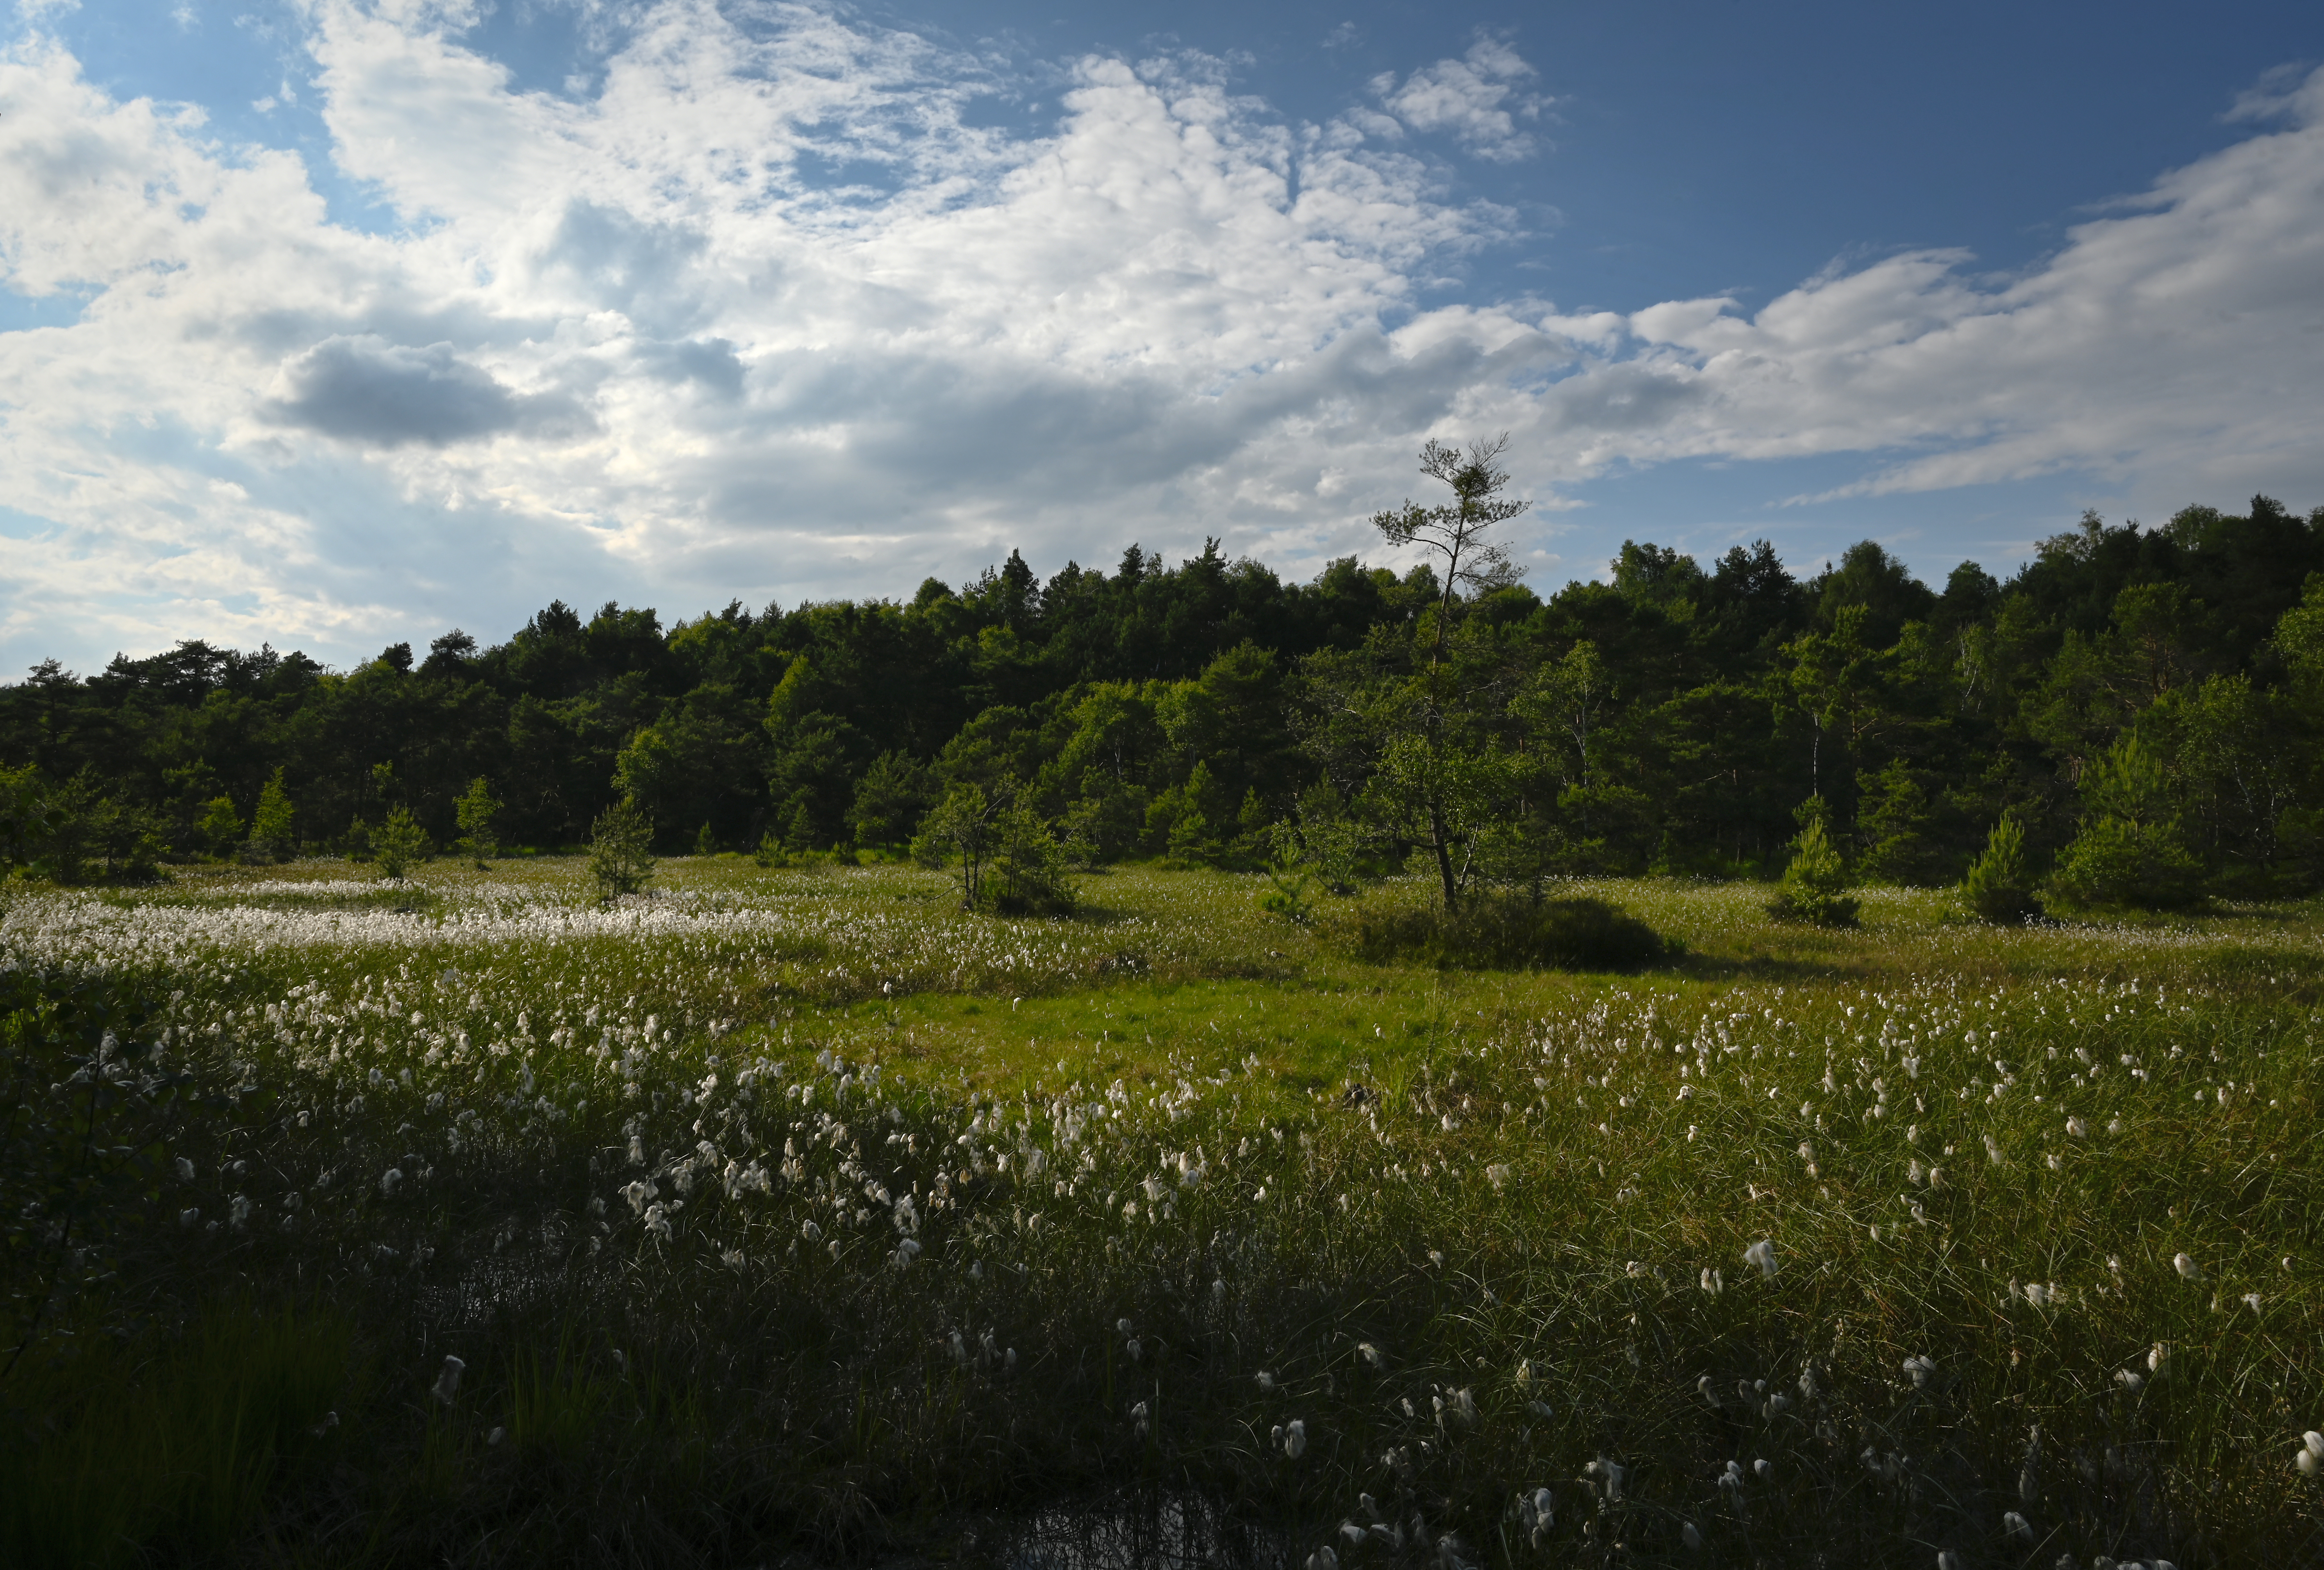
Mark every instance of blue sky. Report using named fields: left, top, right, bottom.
left=1, top=0, right=2319, bottom=671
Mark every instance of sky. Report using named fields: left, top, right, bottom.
left=1, top=0, right=2320, bottom=673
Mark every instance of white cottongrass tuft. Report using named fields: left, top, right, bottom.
left=1903, top=1354, right=1938, bottom=1389
left=2002, top=1510, right=2031, bottom=1541
left=430, top=1354, right=466, bottom=1404
left=486, top=1426, right=506, bottom=1446
left=1681, top=1520, right=1703, bottom=1549
left=1306, top=1549, right=1338, bottom=1570
left=1743, top=1239, right=1777, bottom=1279
left=1517, top=1484, right=1555, bottom=1547
left=2173, top=1252, right=2201, bottom=1281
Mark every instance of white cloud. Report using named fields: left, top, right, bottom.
left=1372, top=38, right=1546, bottom=163
left=1510, top=62, right=2324, bottom=515
left=0, top=5, right=2320, bottom=672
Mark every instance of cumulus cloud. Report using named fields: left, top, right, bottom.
left=1371, top=39, right=1546, bottom=163
left=0, top=2, right=2320, bottom=672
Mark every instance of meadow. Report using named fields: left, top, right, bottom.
left=4, top=858, right=2322, bottom=1570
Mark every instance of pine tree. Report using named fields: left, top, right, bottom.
left=1769, top=798, right=1859, bottom=925
left=1962, top=813, right=2040, bottom=923
left=247, top=768, right=296, bottom=863
left=373, top=806, right=432, bottom=880
left=454, top=776, right=502, bottom=864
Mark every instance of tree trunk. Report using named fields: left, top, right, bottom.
left=1429, top=798, right=1458, bottom=912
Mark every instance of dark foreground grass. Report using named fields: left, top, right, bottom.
left=4, top=862, right=2323, bottom=1568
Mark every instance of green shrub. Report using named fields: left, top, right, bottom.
left=2048, top=734, right=2203, bottom=909
left=372, top=806, right=432, bottom=881
left=587, top=797, right=655, bottom=903
left=984, top=800, right=1075, bottom=915
left=454, top=776, right=501, bottom=864
left=194, top=794, right=244, bottom=860
left=2049, top=815, right=2203, bottom=909
left=1325, top=889, right=1667, bottom=970
left=1767, top=807, right=1858, bottom=926
left=1962, top=813, right=2042, bottom=923
left=243, top=767, right=296, bottom=863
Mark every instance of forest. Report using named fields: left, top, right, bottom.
left=5, top=482, right=2322, bottom=913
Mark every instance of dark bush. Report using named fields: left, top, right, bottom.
left=1326, top=890, right=1669, bottom=971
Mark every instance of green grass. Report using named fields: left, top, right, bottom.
left=3, top=859, right=2322, bottom=1566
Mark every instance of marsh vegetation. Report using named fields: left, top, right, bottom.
left=5, top=857, right=2320, bottom=1568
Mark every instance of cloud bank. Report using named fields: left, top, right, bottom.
left=0, top=2, right=2321, bottom=668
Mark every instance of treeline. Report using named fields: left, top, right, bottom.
left=4, top=492, right=2323, bottom=908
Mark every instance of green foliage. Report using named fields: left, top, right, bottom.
left=1257, top=822, right=1317, bottom=923
left=913, top=781, right=1071, bottom=913
left=3, top=491, right=2321, bottom=906
left=587, top=796, right=654, bottom=902
left=984, top=798, right=1075, bottom=914
left=1855, top=759, right=1946, bottom=886
left=1962, top=812, right=2042, bottom=923
left=846, top=750, right=931, bottom=849
left=195, top=795, right=244, bottom=859
left=0, top=764, right=57, bottom=881
left=1769, top=799, right=1860, bottom=925
left=913, top=781, right=999, bottom=908
left=0, top=970, right=185, bottom=1370
left=372, top=805, right=432, bottom=881
left=27, top=772, right=168, bottom=884
left=454, top=775, right=502, bottom=863
left=2049, top=733, right=2203, bottom=909
left=1323, top=888, right=1667, bottom=970
left=2049, top=816, right=2204, bottom=909
left=246, top=767, right=296, bottom=861
left=0, top=1300, right=350, bottom=1567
